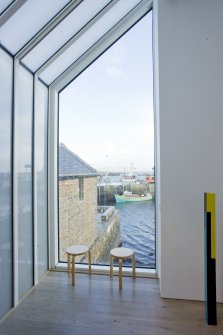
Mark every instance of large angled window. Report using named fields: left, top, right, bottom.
left=58, top=11, right=155, bottom=269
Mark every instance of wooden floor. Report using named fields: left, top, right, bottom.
left=0, top=271, right=222, bottom=335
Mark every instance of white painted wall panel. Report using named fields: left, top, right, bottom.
left=155, top=0, right=223, bottom=301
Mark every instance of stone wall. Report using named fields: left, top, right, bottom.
left=89, top=207, right=120, bottom=264
left=59, top=177, right=121, bottom=264
left=59, top=176, right=98, bottom=261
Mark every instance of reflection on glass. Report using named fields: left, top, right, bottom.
left=15, top=65, right=33, bottom=299
left=35, top=81, right=48, bottom=279
left=0, top=48, right=13, bottom=318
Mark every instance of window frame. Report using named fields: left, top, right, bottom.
left=78, top=177, right=84, bottom=200
left=48, top=3, right=156, bottom=276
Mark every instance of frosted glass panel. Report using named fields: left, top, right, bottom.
left=40, top=0, right=142, bottom=84
left=0, top=49, right=13, bottom=318
left=0, top=0, right=14, bottom=14
left=22, top=0, right=111, bottom=72
left=15, top=65, right=33, bottom=299
left=35, top=81, right=48, bottom=279
left=0, top=0, right=70, bottom=54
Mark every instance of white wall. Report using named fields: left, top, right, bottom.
left=155, top=0, right=223, bottom=301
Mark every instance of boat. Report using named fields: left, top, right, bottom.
left=120, top=165, right=138, bottom=184
left=121, top=175, right=138, bottom=184
left=146, top=175, right=155, bottom=183
left=115, top=191, right=152, bottom=203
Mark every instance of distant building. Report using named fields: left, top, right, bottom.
left=59, top=143, right=98, bottom=261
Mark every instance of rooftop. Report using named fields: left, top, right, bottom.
left=59, top=143, right=98, bottom=177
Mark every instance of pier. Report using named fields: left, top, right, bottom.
left=97, top=181, right=154, bottom=205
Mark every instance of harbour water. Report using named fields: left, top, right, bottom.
left=116, top=200, right=155, bottom=268
left=97, top=174, right=156, bottom=269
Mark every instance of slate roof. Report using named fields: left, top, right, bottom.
left=59, top=143, right=98, bottom=177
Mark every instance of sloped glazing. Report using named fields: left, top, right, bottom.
left=0, top=0, right=70, bottom=54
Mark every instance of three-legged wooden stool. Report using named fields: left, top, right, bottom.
left=110, top=247, right=136, bottom=289
left=65, top=245, right=91, bottom=286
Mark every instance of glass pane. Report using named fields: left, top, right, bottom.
left=0, top=0, right=70, bottom=54
left=22, top=0, right=111, bottom=72
left=35, top=81, right=48, bottom=280
left=15, top=65, right=33, bottom=299
left=39, top=0, right=142, bottom=84
left=0, top=0, right=14, bottom=14
left=0, top=49, right=13, bottom=318
left=58, top=12, right=155, bottom=268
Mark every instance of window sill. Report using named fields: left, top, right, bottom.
left=52, top=262, right=157, bottom=278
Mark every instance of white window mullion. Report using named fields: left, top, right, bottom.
left=33, top=74, right=38, bottom=284
left=48, top=87, right=59, bottom=268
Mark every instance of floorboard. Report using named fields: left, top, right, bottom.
left=0, top=271, right=222, bottom=335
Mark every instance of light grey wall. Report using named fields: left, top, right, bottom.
left=155, top=0, right=223, bottom=301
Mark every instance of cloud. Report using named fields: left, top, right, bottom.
left=105, top=66, right=124, bottom=77
left=105, top=44, right=126, bottom=64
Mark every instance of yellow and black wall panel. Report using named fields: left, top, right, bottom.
left=204, top=192, right=217, bottom=325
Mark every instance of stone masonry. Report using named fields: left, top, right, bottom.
left=59, top=176, right=98, bottom=261
left=59, top=176, right=121, bottom=265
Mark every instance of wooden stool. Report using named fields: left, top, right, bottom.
left=110, top=247, right=136, bottom=289
left=65, top=245, right=91, bottom=286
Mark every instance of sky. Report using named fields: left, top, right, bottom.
left=59, top=11, right=154, bottom=173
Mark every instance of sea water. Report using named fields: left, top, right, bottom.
left=115, top=200, right=155, bottom=268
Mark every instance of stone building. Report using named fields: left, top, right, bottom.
left=59, top=143, right=120, bottom=264
left=59, top=143, right=98, bottom=261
